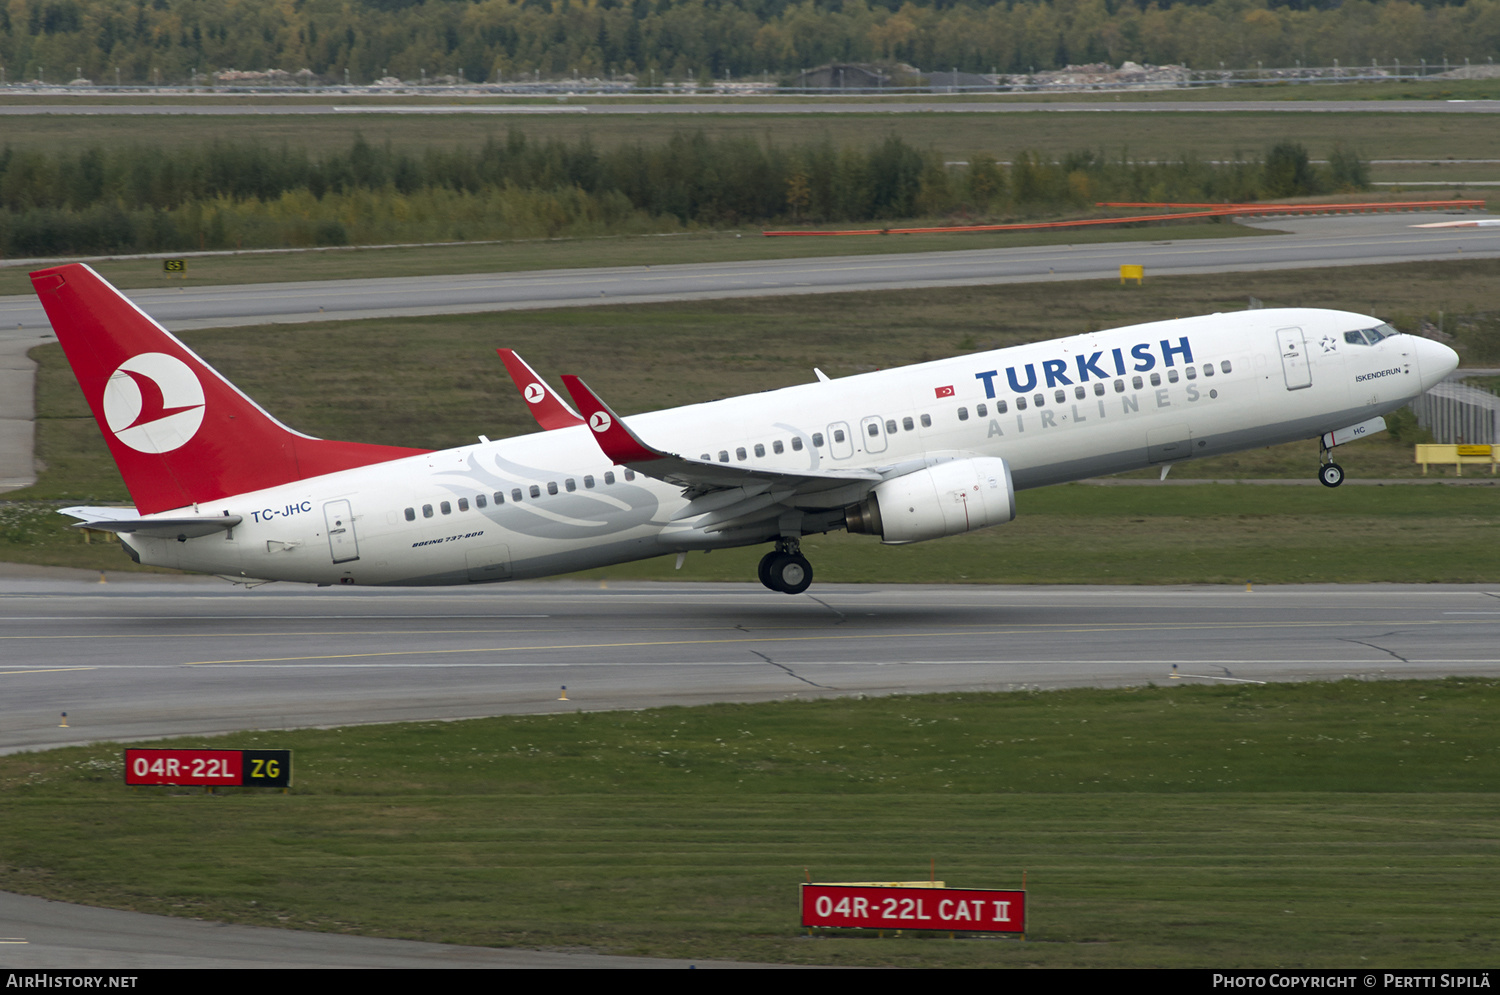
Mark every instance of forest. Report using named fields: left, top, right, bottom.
left=0, top=132, right=1368, bottom=255
left=0, top=0, right=1496, bottom=84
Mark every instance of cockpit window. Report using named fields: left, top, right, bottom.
left=1345, top=327, right=1389, bottom=346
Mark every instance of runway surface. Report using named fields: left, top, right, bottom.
left=2, top=99, right=1499, bottom=116
left=3, top=215, right=1497, bottom=337
left=6, top=573, right=1499, bottom=756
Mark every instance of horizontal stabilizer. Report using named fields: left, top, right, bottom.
left=62, top=506, right=242, bottom=539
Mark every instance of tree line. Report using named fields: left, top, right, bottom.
left=0, top=133, right=1368, bottom=257
left=1, top=0, right=1496, bottom=84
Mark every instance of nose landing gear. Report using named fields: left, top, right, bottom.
left=1318, top=436, right=1345, bottom=488
left=758, top=537, right=813, bottom=595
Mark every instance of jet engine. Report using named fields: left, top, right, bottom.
left=844, top=456, right=1016, bottom=544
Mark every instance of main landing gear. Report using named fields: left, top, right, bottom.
left=758, top=537, right=813, bottom=595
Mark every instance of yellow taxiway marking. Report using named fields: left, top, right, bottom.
left=0, top=667, right=97, bottom=675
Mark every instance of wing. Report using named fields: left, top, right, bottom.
left=497, top=349, right=585, bottom=430
left=559, top=375, right=897, bottom=538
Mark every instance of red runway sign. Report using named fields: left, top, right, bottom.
left=124, top=749, right=291, bottom=787
left=801, top=884, right=1025, bottom=933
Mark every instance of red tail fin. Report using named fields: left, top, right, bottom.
left=31, top=264, right=429, bottom=515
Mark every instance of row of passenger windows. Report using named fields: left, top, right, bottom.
left=403, top=469, right=637, bottom=521
left=699, top=414, right=937, bottom=463
left=958, top=361, right=1233, bottom=418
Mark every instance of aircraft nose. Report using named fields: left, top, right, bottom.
left=1412, top=334, right=1460, bottom=392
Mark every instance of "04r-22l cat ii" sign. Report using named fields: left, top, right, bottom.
left=800, top=884, right=1025, bottom=933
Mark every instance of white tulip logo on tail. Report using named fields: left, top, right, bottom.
left=524, top=383, right=546, bottom=404
left=102, top=353, right=206, bottom=454
left=589, top=412, right=611, bottom=433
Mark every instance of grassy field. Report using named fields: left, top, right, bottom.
left=0, top=104, right=1497, bottom=168
left=1, top=679, right=1496, bottom=967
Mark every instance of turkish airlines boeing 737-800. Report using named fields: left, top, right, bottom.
left=33, top=263, right=1458, bottom=594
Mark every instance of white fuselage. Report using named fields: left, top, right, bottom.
left=119, top=309, right=1451, bottom=586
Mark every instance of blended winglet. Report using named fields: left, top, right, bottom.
left=496, top=349, right=584, bottom=430
left=559, top=375, right=663, bottom=465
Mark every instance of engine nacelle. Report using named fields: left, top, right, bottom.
left=844, top=457, right=1016, bottom=544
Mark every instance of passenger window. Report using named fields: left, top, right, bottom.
left=529, top=485, right=541, bottom=498
left=512, top=488, right=523, bottom=502
left=440, top=501, right=451, bottom=515
left=565, top=478, right=576, bottom=492
left=494, top=491, right=506, bottom=505
left=701, top=453, right=711, bottom=461
left=718, top=451, right=729, bottom=462
left=792, top=437, right=804, bottom=451
left=1132, top=376, right=1143, bottom=390
left=773, top=440, right=785, bottom=454
left=902, top=416, right=914, bottom=431
left=584, top=476, right=595, bottom=488
left=833, top=429, right=845, bottom=443
left=976, top=403, right=987, bottom=417
left=737, top=447, right=748, bottom=460
left=1115, top=379, right=1125, bottom=392
left=624, top=469, right=635, bottom=481
left=1150, top=373, right=1162, bottom=387
left=1185, top=366, right=1197, bottom=380
left=1034, top=393, right=1045, bottom=407
left=1203, top=364, right=1214, bottom=377
left=1075, top=386, right=1086, bottom=400
left=547, top=482, right=558, bottom=495
left=1167, top=369, right=1179, bottom=383
left=404, top=507, right=415, bottom=521
left=604, top=472, right=616, bottom=485
left=476, top=494, right=487, bottom=508
left=1221, top=361, right=1232, bottom=374
left=957, top=407, right=969, bottom=421
left=867, top=423, right=879, bottom=437
left=1093, top=382, right=1105, bottom=396
left=812, top=433, right=825, bottom=447
left=754, top=443, right=765, bottom=457
left=423, top=504, right=433, bottom=518
left=996, top=400, right=1008, bottom=414
left=1054, top=389, right=1066, bottom=404
left=1016, top=396, right=1027, bottom=411
left=458, top=497, right=469, bottom=511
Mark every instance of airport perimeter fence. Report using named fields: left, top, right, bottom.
left=1411, top=380, right=1500, bottom=446
left=3, top=60, right=1496, bottom=97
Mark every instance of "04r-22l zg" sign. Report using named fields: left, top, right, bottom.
left=801, top=884, right=1025, bottom=933
left=124, top=749, right=291, bottom=787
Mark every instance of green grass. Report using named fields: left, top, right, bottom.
left=2, top=679, right=1496, bottom=966
left=0, top=105, right=1495, bottom=169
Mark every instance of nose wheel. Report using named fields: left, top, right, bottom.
left=1318, top=462, right=1345, bottom=488
left=758, top=540, right=813, bottom=595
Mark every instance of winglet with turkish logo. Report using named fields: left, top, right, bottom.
left=496, top=349, right=584, bottom=430
left=559, top=375, right=664, bottom=465
left=30, top=263, right=428, bottom=516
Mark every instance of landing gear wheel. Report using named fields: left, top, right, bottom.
left=769, top=553, right=813, bottom=595
left=757, top=550, right=780, bottom=591
left=1319, top=462, right=1345, bottom=488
